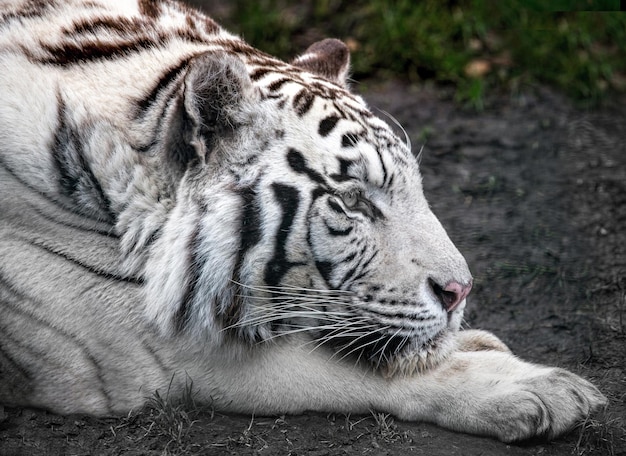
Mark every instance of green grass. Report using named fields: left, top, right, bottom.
left=225, top=0, right=626, bottom=107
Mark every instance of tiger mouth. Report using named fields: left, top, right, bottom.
left=318, top=326, right=454, bottom=377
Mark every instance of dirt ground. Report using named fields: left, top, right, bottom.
left=0, top=80, right=625, bottom=455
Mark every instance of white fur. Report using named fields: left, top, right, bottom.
left=0, top=0, right=606, bottom=443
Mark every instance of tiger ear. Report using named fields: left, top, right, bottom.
left=164, top=51, right=254, bottom=169
left=291, top=38, right=350, bottom=87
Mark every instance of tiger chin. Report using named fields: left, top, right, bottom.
left=0, top=0, right=606, bottom=445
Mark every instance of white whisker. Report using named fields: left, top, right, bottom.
left=222, top=306, right=361, bottom=331
left=230, top=280, right=353, bottom=296
left=225, top=280, right=413, bottom=370
left=241, top=304, right=352, bottom=320
left=309, top=321, right=382, bottom=354
left=236, top=292, right=351, bottom=303
left=305, top=320, right=377, bottom=353
left=260, top=322, right=375, bottom=344
left=332, top=327, right=392, bottom=364
left=378, top=108, right=411, bottom=152
left=373, top=327, right=403, bottom=369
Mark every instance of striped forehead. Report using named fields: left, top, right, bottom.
left=300, top=102, right=411, bottom=189
left=251, top=65, right=413, bottom=186
left=308, top=124, right=410, bottom=199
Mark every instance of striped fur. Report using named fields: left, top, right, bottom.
left=0, top=0, right=606, bottom=442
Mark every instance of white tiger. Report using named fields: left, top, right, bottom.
left=0, top=0, right=606, bottom=443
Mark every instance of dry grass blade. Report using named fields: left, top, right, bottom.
left=573, top=410, right=624, bottom=456
left=370, top=412, right=405, bottom=443
left=143, top=377, right=203, bottom=454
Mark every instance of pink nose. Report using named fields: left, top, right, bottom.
left=431, top=280, right=472, bottom=312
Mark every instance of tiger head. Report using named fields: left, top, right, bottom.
left=142, top=39, right=472, bottom=376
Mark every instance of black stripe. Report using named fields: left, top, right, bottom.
left=163, top=91, right=200, bottom=167
left=375, top=147, right=388, bottom=185
left=310, top=186, right=326, bottom=202
left=52, top=97, right=115, bottom=222
left=139, top=338, right=169, bottom=375
left=27, top=238, right=144, bottom=285
left=0, top=159, right=112, bottom=225
left=368, top=202, right=385, bottom=221
left=224, top=185, right=263, bottom=331
left=351, top=270, right=370, bottom=283
left=233, top=186, right=261, bottom=282
left=239, top=187, right=262, bottom=254
left=341, top=133, right=359, bottom=148
left=357, top=250, right=378, bottom=274
left=0, top=0, right=53, bottom=25
left=66, top=17, right=147, bottom=38
left=219, top=40, right=271, bottom=60
left=341, top=248, right=376, bottom=285
left=264, top=183, right=304, bottom=287
left=198, top=15, right=221, bottom=36
left=134, top=76, right=186, bottom=153
left=176, top=225, right=203, bottom=331
left=0, top=336, right=34, bottom=384
left=52, top=112, right=79, bottom=196
left=342, top=252, right=357, bottom=263
left=340, top=263, right=360, bottom=286
left=250, top=67, right=272, bottom=81
left=293, top=89, right=315, bottom=117
left=138, top=0, right=162, bottom=18
left=318, top=115, right=340, bottom=137
left=135, top=57, right=191, bottom=117
left=329, top=174, right=355, bottom=183
left=328, top=198, right=345, bottom=215
left=339, top=248, right=365, bottom=286
left=267, top=77, right=291, bottom=92
left=315, top=260, right=334, bottom=285
left=287, top=148, right=326, bottom=185
left=330, top=158, right=356, bottom=182
left=31, top=203, right=118, bottom=239
left=39, top=36, right=164, bottom=65
left=326, top=224, right=353, bottom=236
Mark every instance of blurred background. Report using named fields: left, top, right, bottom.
left=188, top=0, right=625, bottom=108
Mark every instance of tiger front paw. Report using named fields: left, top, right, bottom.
left=416, top=351, right=609, bottom=442
left=480, top=366, right=607, bottom=442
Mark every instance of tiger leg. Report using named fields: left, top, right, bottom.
left=185, top=334, right=606, bottom=443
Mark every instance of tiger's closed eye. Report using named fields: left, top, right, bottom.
left=338, top=190, right=382, bottom=220
left=341, top=191, right=359, bottom=209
